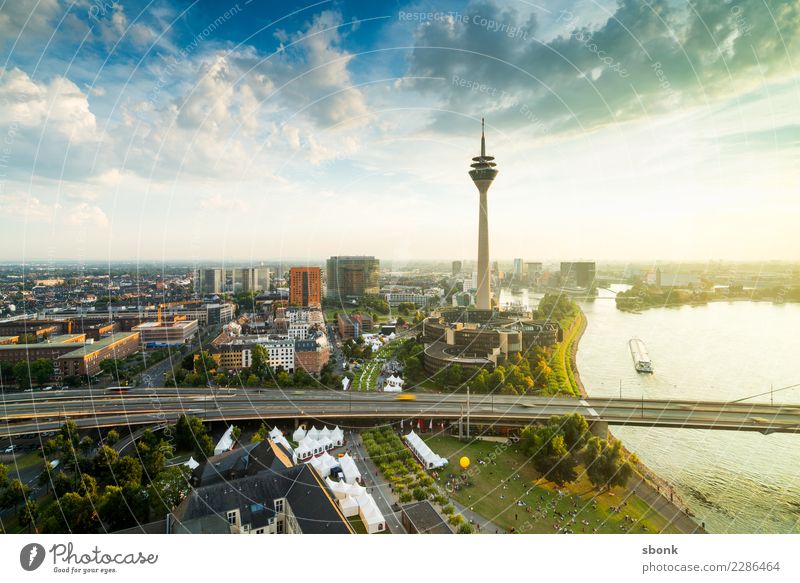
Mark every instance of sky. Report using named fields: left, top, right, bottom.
left=0, top=0, right=798, bottom=263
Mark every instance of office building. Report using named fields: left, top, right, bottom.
left=289, top=267, right=322, bottom=307
left=326, top=256, right=380, bottom=299
left=200, top=269, right=224, bottom=294
left=452, top=261, right=462, bottom=276
left=337, top=313, right=373, bottom=340
left=560, top=262, right=596, bottom=289
left=56, top=332, right=141, bottom=377
left=513, top=258, right=523, bottom=277
left=132, top=320, right=198, bottom=348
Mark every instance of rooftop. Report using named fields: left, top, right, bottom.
left=57, top=332, right=140, bottom=359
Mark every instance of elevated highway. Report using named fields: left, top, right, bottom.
left=1, top=388, right=799, bottom=437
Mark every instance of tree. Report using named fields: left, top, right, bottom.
left=250, top=423, right=269, bottom=444
left=584, top=437, right=634, bottom=491
left=230, top=426, right=242, bottom=444
left=42, top=492, right=97, bottom=533
left=174, top=415, right=208, bottom=452
left=250, top=344, right=270, bottom=379
left=195, top=434, right=215, bottom=460
left=147, top=465, right=190, bottom=515
left=0, top=463, right=7, bottom=489
left=98, top=486, right=147, bottom=531
left=99, top=358, right=125, bottom=378
left=193, top=351, right=217, bottom=384
left=93, top=445, right=119, bottom=485
left=559, top=413, right=591, bottom=450
left=17, top=499, right=39, bottom=532
left=78, top=436, right=94, bottom=455
left=0, top=479, right=30, bottom=509
left=113, top=456, right=143, bottom=488
left=105, top=429, right=120, bottom=446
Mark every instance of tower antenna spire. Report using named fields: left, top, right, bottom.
left=481, top=117, right=485, bottom=157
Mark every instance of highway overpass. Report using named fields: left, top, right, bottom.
left=1, top=388, right=799, bottom=438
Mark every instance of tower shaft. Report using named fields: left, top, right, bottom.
left=476, top=186, right=491, bottom=310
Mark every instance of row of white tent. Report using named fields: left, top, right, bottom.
left=404, top=430, right=448, bottom=470
left=326, top=478, right=386, bottom=534
left=292, top=425, right=345, bottom=444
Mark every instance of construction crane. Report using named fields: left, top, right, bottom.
left=157, top=300, right=203, bottom=323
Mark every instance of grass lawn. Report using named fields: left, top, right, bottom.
left=9, top=451, right=44, bottom=471
left=425, top=435, right=681, bottom=534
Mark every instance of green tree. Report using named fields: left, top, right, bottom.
left=193, top=351, right=217, bottom=384
left=17, top=499, right=39, bottom=532
left=105, top=429, right=120, bottom=445
left=250, top=423, right=269, bottom=444
left=42, top=492, right=97, bottom=533
left=98, top=485, right=147, bottom=531
left=93, top=445, right=119, bottom=485
left=195, top=434, right=215, bottom=460
left=0, top=479, right=30, bottom=509
left=147, top=466, right=190, bottom=515
left=113, top=456, right=143, bottom=488
left=250, top=344, right=270, bottom=379
left=0, top=463, right=7, bottom=489
left=230, top=426, right=242, bottom=444
left=583, top=437, right=634, bottom=491
left=174, top=415, right=208, bottom=452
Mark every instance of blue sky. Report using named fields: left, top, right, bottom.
left=0, top=0, right=798, bottom=262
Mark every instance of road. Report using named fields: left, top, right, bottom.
left=1, top=388, right=799, bottom=437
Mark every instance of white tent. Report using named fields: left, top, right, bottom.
left=318, top=436, right=333, bottom=451
left=339, top=453, right=362, bottom=484
left=404, top=431, right=448, bottom=470
left=383, top=374, right=404, bottom=393
left=184, top=456, right=200, bottom=470
left=308, top=452, right=339, bottom=478
left=320, top=426, right=332, bottom=439
left=292, top=426, right=307, bottom=442
left=298, top=436, right=323, bottom=456
left=325, top=478, right=351, bottom=500
left=268, top=427, right=294, bottom=454
left=306, top=426, right=320, bottom=441
left=294, top=439, right=316, bottom=461
left=330, top=426, right=344, bottom=447
left=342, top=377, right=350, bottom=391
left=356, top=493, right=386, bottom=534
left=214, top=426, right=235, bottom=455
left=339, top=496, right=360, bottom=518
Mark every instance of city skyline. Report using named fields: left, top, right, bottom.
left=1, top=0, right=799, bottom=262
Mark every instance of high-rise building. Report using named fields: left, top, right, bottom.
left=289, top=267, right=322, bottom=307
left=513, top=258, right=523, bottom=277
left=232, top=268, right=260, bottom=293
left=200, top=269, right=223, bottom=294
left=560, top=262, right=596, bottom=289
left=525, top=262, right=543, bottom=285
left=469, top=119, right=499, bottom=311
left=452, top=260, right=462, bottom=276
left=326, top=256, right=380, bottom=299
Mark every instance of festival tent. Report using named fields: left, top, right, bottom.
left=325, top=478, right=351, bottom=500
left=383, top=374, right=404, bottom=392
left=320, top=426, right=332, bottom=440
left=214, top=426, right=235, bottom=455
left=318, top=436, right=334, bottom=451
left=404, top=431, right=448, bottom=470
left=339, top=495, right=360, bottom=518
left=184, top=456, right=200, bottom=470
left=308, top=452, right=339, bottom=478
left=356, top=493, right=386, bottom=534
left=306, top=426, right=321, bottom=441
left=292, top=426, right=307, bottom=442
left=294, top=441, right=314, bottom=462
left=269, top=427, right=294, bottom=454
left=342, top=377, right=350, bottom=391
left=298, top=436, right=324, bottom=456
left=330, top=426, right=345, bottom=447
left=338, top=453, right=362, bottom=484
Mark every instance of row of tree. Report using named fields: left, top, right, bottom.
left=519, top=413, right=635, bottom=490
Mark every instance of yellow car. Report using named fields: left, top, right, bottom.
left=394, top=393, right=416, bottom=401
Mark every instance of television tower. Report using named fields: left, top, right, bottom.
left=469, top=118, right=498, bottom=310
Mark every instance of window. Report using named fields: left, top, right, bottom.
left=274, top=499, right=284, bottom=513
left=277, top=520, right=284, bottom=534
left=227, top=510, right=238, bottom=525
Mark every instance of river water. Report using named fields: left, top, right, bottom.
left=499, top=286, right=800, bottom=533
left=576, top=286, right=800, bottom=533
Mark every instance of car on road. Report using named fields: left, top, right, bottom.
left=3, top=444, right=17, bottom=454
left=394, top=393, right=416, bottom=401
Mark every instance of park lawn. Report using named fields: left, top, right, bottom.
left=425, top=435, right=681, bottom=534
left=9, top=451, right=44, bottom=471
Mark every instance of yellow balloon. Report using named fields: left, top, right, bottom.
left=459, top=456, right=470, bottom=469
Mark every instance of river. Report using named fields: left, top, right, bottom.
left=499, top=285, right=800, bottom=533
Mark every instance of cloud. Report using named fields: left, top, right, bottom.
left=64, top=202, right=109, bottom=228
left=404, top=0, right=800, bottom=135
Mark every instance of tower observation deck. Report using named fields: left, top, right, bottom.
left=469, top=118, right=498, bottom=310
